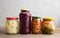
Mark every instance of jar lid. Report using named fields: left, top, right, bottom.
left=6, top=17, right=18, bottom=20
left=21, top=8, right=30, bottom=10
left=43, top=17, right=54, bottom=21
left=32, top=16, right=41, bottom=19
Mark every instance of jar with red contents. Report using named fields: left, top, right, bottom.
left=6, top=17, right=19, bottom=34
left=41, top=18, right=55, bottom=34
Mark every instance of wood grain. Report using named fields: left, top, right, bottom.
left=0, top=27, right=60, bottom=38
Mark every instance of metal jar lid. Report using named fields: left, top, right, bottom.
left=32, top=16, right=41, bottom=19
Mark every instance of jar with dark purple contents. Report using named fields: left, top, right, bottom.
left=19, top=8, right=31, bottom=34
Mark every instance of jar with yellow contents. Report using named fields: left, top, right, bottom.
left=41, top=18, right=55, bottom=34
left=6, top=17, right=19, bottom=34
left=32, top=16, right=42, bottom=34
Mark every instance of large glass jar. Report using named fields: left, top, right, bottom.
left=32, top=16, right=41, bottom=34
left=6, top=17, right=19, bottom=34
left=19, top=8, right=31, bottom=34
left=41, top=18, right=55, bottom=34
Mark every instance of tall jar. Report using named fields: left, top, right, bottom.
left=6, top=17, right=19, bottom=34
left=19, top=8, right=31, bottom=34
left=32, top=16, right=41, bottom=34
left=41, top=18, right=55, bottom=34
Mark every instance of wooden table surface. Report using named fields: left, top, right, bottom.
left=0, top=27, right=60, bottom=38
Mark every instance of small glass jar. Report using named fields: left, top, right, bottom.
left=32, top=16, right=41, bottom=34
left=6, top=17, right=19, bottom=34
left=42, top=18, right=55, bottom=34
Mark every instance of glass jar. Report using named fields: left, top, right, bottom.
left=6, top=17, right=19, bottom=34
left=42, top=18, right=55, bottom=34
left=32, top=16, right=41, bottom=34
left=19, top=8, right=31, bottom=34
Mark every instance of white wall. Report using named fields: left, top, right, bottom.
left=0, top=0, right=60, bottom=27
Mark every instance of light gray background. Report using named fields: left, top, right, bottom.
left=0, top=0, right=60, bottom=27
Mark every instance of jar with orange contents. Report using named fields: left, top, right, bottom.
left=41, top=18, right=55, bottom=34
left=32, top=16, right=42, bottom=34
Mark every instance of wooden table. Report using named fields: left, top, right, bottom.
left=0, top=27, right=60, bottom=38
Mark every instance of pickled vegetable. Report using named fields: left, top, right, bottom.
left=42, top=18, right=55, bottom=34
left=19, top=8, right=31, bottom=34
left=6, top=17, right=19, bottom=34
left=32, top=16, right=41, bottom=34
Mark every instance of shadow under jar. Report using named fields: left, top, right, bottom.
left=41, top=18, right=55, bottom=34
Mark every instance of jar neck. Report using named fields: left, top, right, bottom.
left=21, top=10, right=30, bottom=13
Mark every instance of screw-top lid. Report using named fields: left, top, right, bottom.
left=6, top=17, right=18, bottom=20
left=43, top=17, right=54, bottom=21
left=32, top=16, right=41, bottom=19
left=21, top=8, right=30, bottom=10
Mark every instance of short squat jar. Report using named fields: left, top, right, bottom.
left=6, top=17, right=19, bottom=34
left=41, top=18, right=55, bottom=34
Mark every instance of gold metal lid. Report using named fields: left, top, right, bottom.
left=43, top=17, right=54, bottom=21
